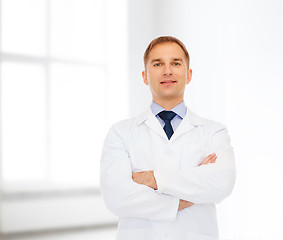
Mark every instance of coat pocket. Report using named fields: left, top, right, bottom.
left=187, top=231, right=218, bottom=240
left=116, top=228, right=144, bottom=240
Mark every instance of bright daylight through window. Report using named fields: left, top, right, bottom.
left=0, top=0, right=116, bottom=191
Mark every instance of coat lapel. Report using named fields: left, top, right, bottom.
left=145, top=116, right=168, bottom=140
left=136, top=108, right=205, bottom=142
left=170, top=109, right=205, bottom=142
left=136, top=108, right=168, bottom=141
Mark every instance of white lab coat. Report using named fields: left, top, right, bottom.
left=100, top=108, right=236, bottom=240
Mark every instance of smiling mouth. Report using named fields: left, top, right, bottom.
left=160, top=80, right=177, bottom=85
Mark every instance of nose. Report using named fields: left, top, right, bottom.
left=163, top=64, right=172, bottom=75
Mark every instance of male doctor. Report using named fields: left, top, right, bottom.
left=100, top=36, right=236, bottom=240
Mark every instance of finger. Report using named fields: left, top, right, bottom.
left=200, top=155, right=212, bottom=165
left=200, top=154, right=217, bottom=165
left=206, top=155, right=217, bottom=163
left=206, top=156, right=217, bottom=164
left=206, top=154, right=216, bottom=162
left=201, top=154, right=215, bottom=165
left=206, top=153, right=216, bottom=161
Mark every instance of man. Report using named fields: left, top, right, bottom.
left=100, top=36, right=236, bottom=240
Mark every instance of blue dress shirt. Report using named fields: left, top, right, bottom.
left=150, top=101, right=187, bottom=132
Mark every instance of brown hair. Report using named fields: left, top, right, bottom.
left=143, top=36, right=190, bottom=69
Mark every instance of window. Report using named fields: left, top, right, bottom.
left=0, top=0, right=128, bottom=191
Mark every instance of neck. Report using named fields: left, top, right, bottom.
left=153, top=98, right=183, bottom=111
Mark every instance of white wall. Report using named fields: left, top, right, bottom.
left=128, top=0, right=283, bottom=239
left=127, top=0, right=155, bottom=116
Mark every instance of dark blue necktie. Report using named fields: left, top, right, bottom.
left=158, top=111, right=177, bottom=140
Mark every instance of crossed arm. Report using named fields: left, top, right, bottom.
left=101, top=124, right=236, bottom=221
left=132, top=153, right=217, bottom=211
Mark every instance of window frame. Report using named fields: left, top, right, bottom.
left=0, top=0, right=110, bottom=193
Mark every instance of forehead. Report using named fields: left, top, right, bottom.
left=148, top=42, right=186, bottom=60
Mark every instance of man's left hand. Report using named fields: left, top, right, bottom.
left=132, top=171, right=158, bottom=190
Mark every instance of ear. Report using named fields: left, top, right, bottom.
left=142, top=70, right=149, bottom=85
left=186, top=69, right=192, bottom=85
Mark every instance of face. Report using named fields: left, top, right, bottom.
left=142, top=42, right=192, bottom=105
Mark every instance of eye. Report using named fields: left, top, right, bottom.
left=154, top=63, right=161, bottom=67
left=172, top=62, right=181, bottom=66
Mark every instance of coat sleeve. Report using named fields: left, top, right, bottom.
left=100, top=123, right=179, bottom=221
left=154, top=124, right=236, bottom=204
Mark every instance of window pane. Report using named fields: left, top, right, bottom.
left=50, top=63, right=106, bottom=187
left=50, top=0, right=105, bottom=62
left=1, top=63, right=47, bottom=181
left=2, top=0, right=46, bottom=56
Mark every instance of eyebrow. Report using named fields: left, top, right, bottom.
left=151, top=57, right=184, bottom=63
left=172, top=58, right=183, bottom=62
left=151, top=58, right=162, bottom=64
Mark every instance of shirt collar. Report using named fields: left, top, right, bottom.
left=136, top=106, right=205, bottom=126
left=150, top=100, right=187, bottom=119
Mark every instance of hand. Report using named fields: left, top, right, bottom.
left=178, top=199, right=194, bottom=211
left=132, top=171, right=158, bottom=190
left=199, top=153, right=217, bottom=166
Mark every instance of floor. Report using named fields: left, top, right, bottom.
left=1, top=227, right=117, bottom=240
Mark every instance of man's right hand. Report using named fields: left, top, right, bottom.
left=178, top=153, right=217, bottom=211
